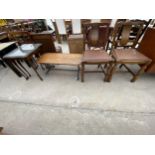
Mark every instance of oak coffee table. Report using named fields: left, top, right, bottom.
left=38, top=53, right=82, bottom=80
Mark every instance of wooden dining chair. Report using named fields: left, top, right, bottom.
left=110, top=21, right=152, bottom=82
left=81, top=50, right=114, bottom=82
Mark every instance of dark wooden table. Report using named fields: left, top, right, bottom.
left=3, top=43, right=43, bottom=81
left=30, top=30, right=58, bottom=54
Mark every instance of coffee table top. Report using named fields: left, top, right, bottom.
left=38, top=53, right=82, bottom=66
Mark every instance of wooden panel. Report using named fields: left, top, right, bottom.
left=138, top=27, right=155, bottom=72
left=138, top=27, right=155, bottom=62
left=68, top=34, right=84, bottom=53
left=38, top=53, right=82, bottom=66
left=31, top=31, right=56, bottom=54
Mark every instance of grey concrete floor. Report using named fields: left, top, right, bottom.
left=0, top=64, right=155, bottom=134
left=0, top=42, right=155, bottom=134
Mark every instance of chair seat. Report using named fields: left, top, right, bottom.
left=82, top=50, right=113, bottom=63
left=112, top=49, right=151, bottom=63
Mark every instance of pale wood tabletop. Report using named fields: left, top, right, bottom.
left=38, top=53, right=82, bottom=66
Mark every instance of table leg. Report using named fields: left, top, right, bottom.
left=0, top=59, right=7, bottom=68
left=28, top=58, right=43, bottom=81
left=17, top=60, right=31, bottom=77
left=5, top=59, right=23, bottom=78
left=46, top=64, right=55, bottom=75
left=81, top=63, right=85, bottom=82
left=77, top=65, right=80, bottom=80
left=12, top=60, right=29, bottom=80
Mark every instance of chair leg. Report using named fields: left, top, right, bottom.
left=106, top=40, right=110, bottom=51
left=130, top=63, right=149, bottom=82
left=81, top=63, right=85, bottom=82
left=106, top=63, right=117, bottom=82
left=119, top=64, right=124, bottom=69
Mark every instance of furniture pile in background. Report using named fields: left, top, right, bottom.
left=0, top=19, right=155, bottom=82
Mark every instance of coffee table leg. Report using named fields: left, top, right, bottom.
left=28, top=58, right=43, bottom=81
left=77, top=65, right=80, bottom=80
left=81, top=63, right=85, bottom=82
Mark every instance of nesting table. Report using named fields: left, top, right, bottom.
left=3, top=43, right=43, bottom=81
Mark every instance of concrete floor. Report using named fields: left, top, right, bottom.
left=0, top=42, right=155, bottom=134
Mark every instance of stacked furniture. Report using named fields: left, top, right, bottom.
left=8, top=30, right=61, bottom=54
left=31, top=30, right=61, bottom=54
left=1, top=19, right=154, bottom=82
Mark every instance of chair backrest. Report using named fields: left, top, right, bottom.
left=111, top=20, right=144, bottom=48
left=84, top=22, right=110, bottom=49
left=8, top=31, right=33, bottom=45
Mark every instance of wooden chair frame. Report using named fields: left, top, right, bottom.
left=81, top=61, right=115, bottom=82
left=80, top=50, right=114, bottom=82
left=110, top=21, right=152, bottom=82
left=110, top=55, right=151, bottom=82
